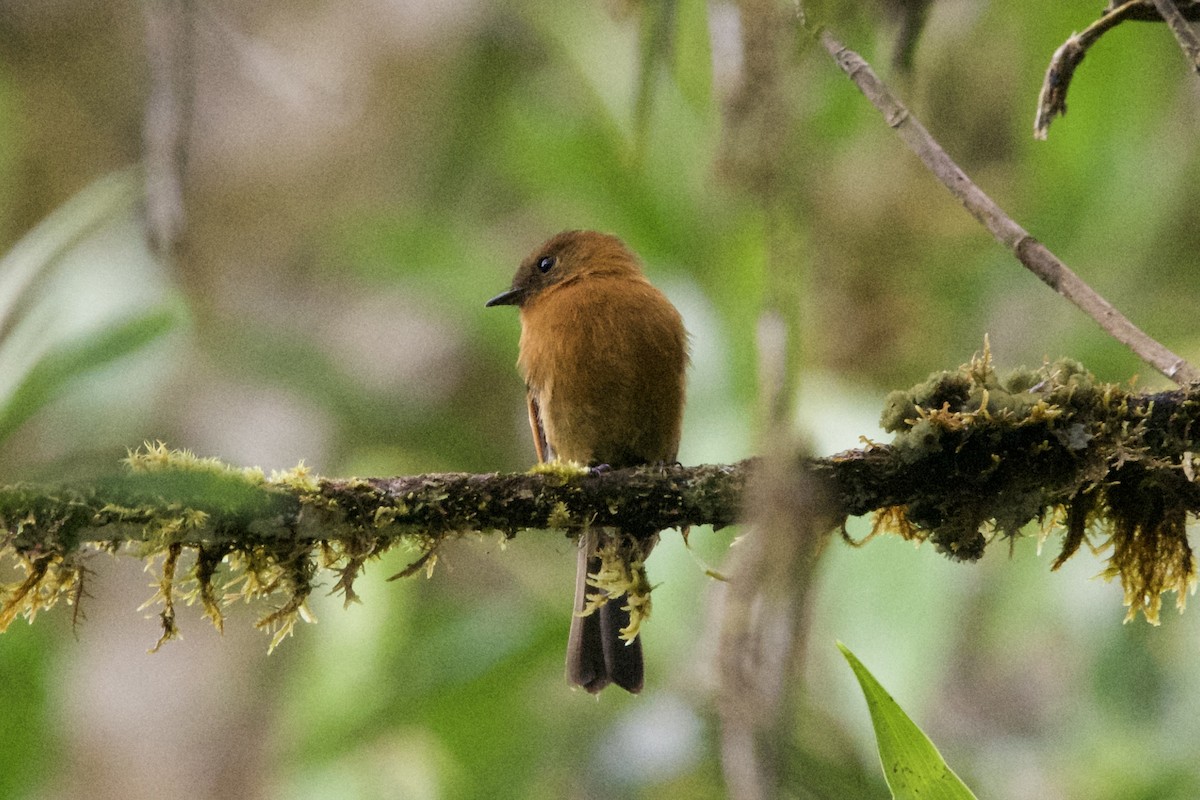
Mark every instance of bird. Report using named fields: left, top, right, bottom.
left=486, top=230, right=688, bottom=693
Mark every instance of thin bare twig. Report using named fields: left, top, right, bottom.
left=1152, top=0, right=1200, bottom=71
left=1105, top=0, right=1200, bottom=20
left=1037, top=1, right=1200, bottom=137
left=1034, top=0, right=1145, bottom=139
left=814, top=27, right=1200, bottom=386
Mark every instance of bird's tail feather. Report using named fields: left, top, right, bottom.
left=566, top=528, right=645, bottom=694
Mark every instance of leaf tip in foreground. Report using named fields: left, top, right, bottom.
left=839, top=642, right=979, bottom=800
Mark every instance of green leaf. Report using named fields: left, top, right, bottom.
left=0, top=167, right=142, bottom=333
left=838, top=642, right=979, bottom=800
left=0, top=307, right=180, bottom=444
left=0, top=166, right=180, bottom=446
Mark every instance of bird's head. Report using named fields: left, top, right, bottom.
left=485, top=230, right=643, bottom=309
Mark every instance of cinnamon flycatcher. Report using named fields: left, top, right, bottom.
left=486, top=230, right=688, bottom=693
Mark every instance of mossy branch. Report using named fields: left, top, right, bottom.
left=0, top=446, right=748, bottom=651
left=5, top=356, right=1200, bottom=648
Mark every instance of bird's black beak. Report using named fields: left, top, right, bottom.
left=485, top=287, right=525, bottom=307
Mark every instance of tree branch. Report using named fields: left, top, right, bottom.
left=1103, top=0, right=1200, bottom=21
left=1034, top=0, right=1146, bottom=139
left=813, top=26, right=1200, bottom=386
left=3, top=356, right=1200, bottom=645
left=1036, top=1, right=1200, bottom=138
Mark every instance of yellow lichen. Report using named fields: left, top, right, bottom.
left=138, top=543, right=183, bottom=652
left=0, top=551, right=76, bottom=631
left=546, top=501, right=574, bottom=530
left=126, top=440, right=267, bottom=485
left=529, top=460, right=590, bottom=480
left=270, top=461, right=320, bottom=493
left=867, top=505, right=921, bottom=544
left=578, top=528, right=655, bottom=643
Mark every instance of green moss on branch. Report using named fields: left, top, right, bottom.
left=5, top=350, right=1200, bottom=647
left=0, top=443, right=745, bottom=649
left=818, top=348, right=1199, bottom=623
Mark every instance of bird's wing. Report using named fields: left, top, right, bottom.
left=526, top=391, right=551, bottom=463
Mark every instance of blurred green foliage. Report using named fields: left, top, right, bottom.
left=2, top=1, right=1200, bottom=798
left=0, top=623, right=55, bottom=800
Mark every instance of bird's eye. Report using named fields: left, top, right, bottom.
left=537, top=255, right=555, bottom=273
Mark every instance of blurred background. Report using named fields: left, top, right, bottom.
left=2, top=0, right=1199, bottom=797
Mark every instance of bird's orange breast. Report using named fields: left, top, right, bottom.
left=517, top=274, right=688, bottom=468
